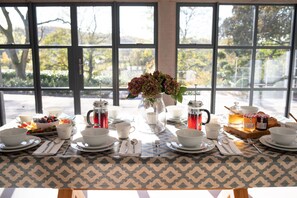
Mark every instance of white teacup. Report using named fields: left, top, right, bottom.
left=205, top=123, right=221, bottom=140
left=108, top=106, right=122, bottom=120
left=18, top=114, right=33, bottom=123
left=56, top=124, right=73, bottom=140
left=115, top=122, right=135, bottom=140
left=44, top=107, right=63, bottom=117
left=166, top=105, right=185, bottom=119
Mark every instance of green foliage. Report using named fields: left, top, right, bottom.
left=1, top=70, right=69, bottom=87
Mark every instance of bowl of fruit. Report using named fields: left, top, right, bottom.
left=34, top=116, right=59, bottom=130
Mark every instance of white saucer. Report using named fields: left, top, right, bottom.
left=73, top=136, right=118, bottom=150
left=170, top=141, right=206, bottom=151
left=167, top=117, right=187, bottom=124
left=166, top=139, right=215, bottom=154
left=269, top=138, right=297, bottom=148
left=71, top=142, right=118, bottom=153
left=0, top=138, right=35, bottom=150
left=259, top=135, right=297, bottom=152
left=0, top=136, right=41, bottom=152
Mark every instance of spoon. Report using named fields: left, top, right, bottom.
left=131, top=139, right=138, bottom=153
left=221, top=138, right=236, bottom=153
left=155, top=140, right=160, bottom=156
left=218, top=138, right=233, bottom=154
left=43, top=138, right=62, bottom=153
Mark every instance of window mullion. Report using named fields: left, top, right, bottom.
left=211, top=3, right=218, bottom=114
left=112, top=2, right=120, bottom=106
left=285, top=5, right=297, bottom=117
left=250, top=5, right=258, bottom=106
left=30, top=3, right=43, bottom=114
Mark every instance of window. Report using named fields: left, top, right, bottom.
left=177, top=4, right=296, bottom=116
left=0, top=3, right=157, bottom=123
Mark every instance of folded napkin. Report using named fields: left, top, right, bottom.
left=33, top=139, right=65, bottom=156
left=213, top=139, right=243, bottom=156
left=119, top=140, right=142, bottom=157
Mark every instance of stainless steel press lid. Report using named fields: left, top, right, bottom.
left=188, top=100, right=203, bottom=108
left=93, top=100, right=108, bottom=107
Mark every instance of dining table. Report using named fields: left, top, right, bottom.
left=0, top=114, right=297, bottom=198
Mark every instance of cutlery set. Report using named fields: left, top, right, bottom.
left=213, top=138, right=243, bottom=156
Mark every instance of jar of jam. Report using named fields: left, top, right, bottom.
left=256, top=113, right=269, bottom=131
left=243, top=113, right=257, bottom=132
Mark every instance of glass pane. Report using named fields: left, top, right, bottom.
left=81, top=90, right=113, bottom=116
left=118, top=48, right=155, bottom=88
left=0, top=6, right=29, bottom=44
left=2, top=91, right=35, bottom=123
left=36, top=6, right=71, bottom=46
left=179, top=6, right=213, bottom=44
left=253, top=90, right=286, bottom=116
left=39, top=48, right=69, bottom=88
left=120, top=6, right=154, bottom=44
left=0, top=49, right=33, bottom=87
left=177, top=49, right=212, bottom=88
left=255, top=49, right=290, bottom=88
left=83, top=48, right=112, bottom=88
left=77, top=6, right=112, bottom=46
left=218, top=5, right=254, bottom=46
left=42, top=90, right=74, bottom=116
left=257, top=6, right=294, bottom=46
left=215, top=91, right=250, bottom=114
left=217, top=49, right=252, bottom=88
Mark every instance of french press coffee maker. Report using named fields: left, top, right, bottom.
left=86, top=100, right=108, bottom=128
left=187, top=100, right=210, bottom=130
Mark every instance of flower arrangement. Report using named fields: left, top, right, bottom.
left=127, top=71, right=187, bottom=103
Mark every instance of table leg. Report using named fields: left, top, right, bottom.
left=233, top=188, right=248, bottom=198
left=58, top=188, right=85, bottom=198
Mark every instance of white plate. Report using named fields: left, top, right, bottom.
left=170, top=141, right=206, bottom=151
left=71, top=142, right=118, bottom=153
left=268, top=137, right=297, bottom=148
left=73, top=136, right=118, bottom=150
left=166, top=139, right=215, bottom=154
left=0, top=136, right=41, bottom=152
left=0, top=138, right=35, bottom=150
left=259, top=135, right=297, bottom=152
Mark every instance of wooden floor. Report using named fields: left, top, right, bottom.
left=1, top=187, right=297, bottom=198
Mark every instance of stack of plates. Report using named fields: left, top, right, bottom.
left=166, top=139, right=215, bottom=154
left=71, top=137, right=118, bottom=152
left=0, top=136, right=41, bottom=152
left=259, top=135, right=297, bottom=152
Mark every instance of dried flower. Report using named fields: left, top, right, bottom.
left=127, top=71, right=187, bottom=103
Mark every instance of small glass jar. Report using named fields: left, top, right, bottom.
left=228, top=102, right=243, bottom=126
left=256, top=113, right=269, bottom=131
left=243, top=113, right=257, bottom=132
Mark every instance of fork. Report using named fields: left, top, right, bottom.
left=247, top=138, right=263, bottom=154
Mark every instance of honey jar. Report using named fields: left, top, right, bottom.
left=243, top=113, right=257, bottom=132
left=228, top=102, right=243, bottom=126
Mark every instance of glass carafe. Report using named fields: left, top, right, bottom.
left=87, top=100, right=108, bottom=128
left=187, top=100, right=210, bottom=130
